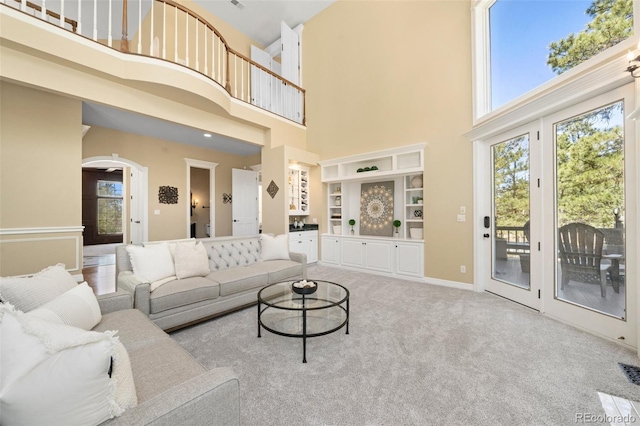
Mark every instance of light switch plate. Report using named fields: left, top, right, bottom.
left=154, top=210, right=160, bottom=215
left=460, top=206, right=466, bottom=214
left=457, top=214, right=466, bottom=222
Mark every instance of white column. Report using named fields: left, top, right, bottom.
left=42, top=0, right=47, bottom=21
left=174, top=6, right=177, bottom=62
left=204, top=26, right=208, bottom=76
left=195, top=20, right=199, bottom=72
left=60, top=0, right=65, bottom=28
left=162, top=2, right=166, bottom=59
left=185, top=14, right=189, bottom=67
left=77, top=0, right=81, bottom=34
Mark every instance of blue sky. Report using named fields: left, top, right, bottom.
left=490, top=0, right=593, bottom=109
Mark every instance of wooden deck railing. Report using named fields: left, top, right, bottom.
left=2, top=0, right=306, bottom=125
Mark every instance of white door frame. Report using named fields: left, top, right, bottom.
left=82, top=155, right=149, bottom=244
left=185, top=158, right=218, bottom=238
left=475, top=121, right=542, bottom=311
left=473, top=84, right=638, bottom=349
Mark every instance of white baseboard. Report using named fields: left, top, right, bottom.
left=422, top=276, right=474, bottom=291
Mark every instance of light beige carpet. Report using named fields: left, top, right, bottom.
left=171, top=264, right=640, bottom=425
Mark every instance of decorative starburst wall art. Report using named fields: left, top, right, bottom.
left=158, top=186, right=179, bottom=204
left=359, top=181, right=394, bottom=237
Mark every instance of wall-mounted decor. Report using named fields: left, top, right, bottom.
left=223, top=193, right=232, bottom=204
left=359, top=181, right=394, bottom=237
left=266, top=180, right=279, bottom=199
left=159, top=186, right=178, bottom=204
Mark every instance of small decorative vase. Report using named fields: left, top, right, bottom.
left=411, top=175, right=423, bottom=188
left=394, top=231, right=400, bottom=238
left=350, top=228, right=354, bottom=236
left=335, top=196, right=341, bottom=206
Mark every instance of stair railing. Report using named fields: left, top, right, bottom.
left=1, top=0, right=306, bottom=125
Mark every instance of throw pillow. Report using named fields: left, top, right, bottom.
left=144, top=238, right=195, bottom=259
left=112, top=340, right=138, bottom=412
left=260, top=234, right=290, bottom=261
left=174, top=241, right=211, bottom=279
left=0, top=263, right=77, bottom=313
left=27, top=282, right=102, bottom=331
left=126, top=243, right=175, bottom=283
left=0, top=304, right=134, bottom=425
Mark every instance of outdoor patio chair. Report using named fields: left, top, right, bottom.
left=558, top=222, right=605, bottom=297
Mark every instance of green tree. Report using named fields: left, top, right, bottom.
left=556, top=105, right=624, bottom=228
left=493, top=135, right=529, bottom=228
left=547, top=0, right=633, bottom=74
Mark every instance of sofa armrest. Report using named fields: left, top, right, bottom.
left=289, top=252, right=307, bottom=280
left=117, top=271, right=151, bottom=315
left=96, top=290, right=133, bottom=314
left=289, top=251, right=306, bottom=265
left=105, top=367, right=239, bottom=426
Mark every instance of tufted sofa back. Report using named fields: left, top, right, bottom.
left=199, top=236, right=262, bottom=272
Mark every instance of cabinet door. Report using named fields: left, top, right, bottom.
left=289, top=237, right=309, bottom=256
left=341, top=239, right=365, bottom=268
left=364, top=240, right=393, bottom=273
left=308, top=237, right=318, bottom=263
left=395, top=242, right=423, bottom=277
left=321, top=237, right=340, bottom=264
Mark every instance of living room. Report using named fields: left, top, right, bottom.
left=1, top=0, right=639, bottom=424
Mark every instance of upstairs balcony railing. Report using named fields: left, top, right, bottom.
left=2, top=0, right=305, bottom=125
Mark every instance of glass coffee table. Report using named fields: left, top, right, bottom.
left=258, top=280, right=349, bottom=363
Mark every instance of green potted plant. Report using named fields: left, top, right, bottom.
left=393, top=219, right=401, bottom=238
left=348, top=219, right=356, bottom=235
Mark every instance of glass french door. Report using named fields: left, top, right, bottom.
left=542, top=85, right=636, bottom=346
left=485, top=122, right=541, bottom=310
left=480, top=84, right=636, bottom=346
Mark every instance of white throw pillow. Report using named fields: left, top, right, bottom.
left=144, top=238, right=195, bottom=259
left=0, top=304, right=133, bottom=425
left=174, top=241, right=211, bottom=279
left=126, top=243, right=175, bottom=283
left=27, top=282, right=102, bottom=331
left=112, top=340, right=138, bottom=412
left=260, top=234, right=290, bottom=261
left=0, top=263, right=77, bottom=313
left=149, top=275, right=177, bottom=292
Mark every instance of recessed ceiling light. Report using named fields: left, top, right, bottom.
left=204, top=133, right=212, bottom=138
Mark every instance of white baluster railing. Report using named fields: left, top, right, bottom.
left=2, top=0, right=305, bottom=124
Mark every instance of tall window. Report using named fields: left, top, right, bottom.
left=97, top=180, right=123, bottom=235
left=487, top=0, right=633, bottom=111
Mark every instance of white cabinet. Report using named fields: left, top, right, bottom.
left=394, top=241, right=424, bottom=277
left=289, top=230, right=317, bottom=263
left=340, top=239, right=365, bottom=268
left=321, top=236, right=341, bottom=265
left=321, top=236, right=421, bottom=278
left=288, top=165, right=309, bottom=216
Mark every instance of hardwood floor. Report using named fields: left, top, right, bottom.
left=82, top=244, right=118, bottom=295
left=83, top=264, right=116, bottom=295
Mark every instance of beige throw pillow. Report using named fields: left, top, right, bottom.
left=0, top=264, right=77, bottom=313
left=174, top=241, right=210, bottom=279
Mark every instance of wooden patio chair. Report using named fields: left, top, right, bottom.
left=558, top=222, right=605, bottom=297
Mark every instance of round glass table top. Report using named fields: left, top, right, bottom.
left=258, top=280, right=349, bottom=311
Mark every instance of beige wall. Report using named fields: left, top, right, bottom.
left=82, top=126, right=260, bottom=240
left=304, top=1, right=474, bottom=283
left=0, top=82, right=83, bottom=276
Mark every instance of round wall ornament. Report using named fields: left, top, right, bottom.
left=411, top=175, right=423, bottom=188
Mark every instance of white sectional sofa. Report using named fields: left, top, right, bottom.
left=116, top=234, right=307, bottom=331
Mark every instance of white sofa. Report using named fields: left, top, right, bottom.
left=116, top=235, right=307, bottom=331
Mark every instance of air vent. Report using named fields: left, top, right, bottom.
left=230, top=0, right=244, bottom=9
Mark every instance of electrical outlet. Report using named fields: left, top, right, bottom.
left=460, top=265, right=466, bottom=273
left=460, top=206, right=466, bottom=214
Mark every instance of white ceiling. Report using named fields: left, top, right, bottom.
left=82, top=1, right=332, bottom=154
left=194, top=0, right=335, bottom=47
left=82, top=102, right=262, bottom=156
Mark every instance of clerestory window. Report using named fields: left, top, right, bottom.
left=473, top=0, right=634, bottom=118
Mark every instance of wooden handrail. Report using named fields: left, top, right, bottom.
left=227, top=48, right=306, bottom=94
left=5, top=0, right=306, bottom=125
left=13, top=0, right=78, bottom=33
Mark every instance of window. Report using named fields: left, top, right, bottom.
left=474, top=0, right=634, bottom=116
left=97, top=180, right=123, bottom=235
